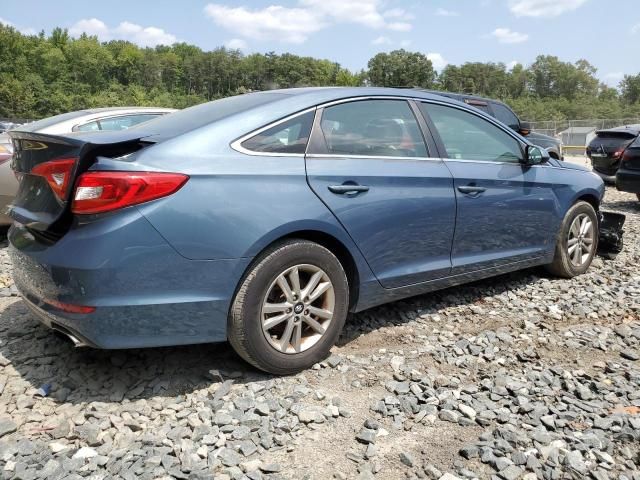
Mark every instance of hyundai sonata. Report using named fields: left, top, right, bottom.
left=8, top=88, right=607, bottom=374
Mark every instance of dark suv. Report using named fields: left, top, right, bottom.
left=586, top=125, right=640, bottom=183
left=425, top=91, right=563, bottom=160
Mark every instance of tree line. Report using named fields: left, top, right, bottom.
left=2, top=24, right=640, bottom=122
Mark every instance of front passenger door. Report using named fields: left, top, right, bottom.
left=419, top=102, right=561, bottom=274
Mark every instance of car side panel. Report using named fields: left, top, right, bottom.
left=9, top=209, right=249, bottom=347
left=125, top=152, right=379, bottom=309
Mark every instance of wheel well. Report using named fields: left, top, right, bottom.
left=549, top=151, right=559, bottom=160
left=576, top=194, right=600, bottom=212
left=263, top=230, right=360, bottom=312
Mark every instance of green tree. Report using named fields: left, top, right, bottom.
left=367, top=49, right=436, bottom=88
left=620, top=74, right=640, bottom=105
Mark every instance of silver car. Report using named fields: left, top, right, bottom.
left=0, top=107, right=176, bottom=226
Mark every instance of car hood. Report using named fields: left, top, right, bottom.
left=528, top=131, right=559, bottom=145
left=553, top=159, right=592, bottom=172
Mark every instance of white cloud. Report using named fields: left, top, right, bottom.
left=204, top=4, right=323, bottom=44
left=372, top=36, right=392, bottom=45
left=509, top=0, right=587, bottom=18
left=69, top=18, right=177, bottom=47
left=632, top=23, right=640, bottom=35
left=383, top=8, right=415, bottom=21
left=69, top=18, right=110, bottom=39
left=114, top=22, right=177, bottom=47
left=386, top=22, right=412, bottom=32
left=0, top=16, right=37, bottom=35
left=225, top=38, right=248, bottom=50
left=435, top=8, right=459, bottom=17
left=506, top=60, right=521, bottom=69
left=427, top=52, right=448, bottom=71
left=491, top=27, right=529, bottom=44
left=603, top=72, right=624, bottom=86
left=204, top=0, right=413, bottom=44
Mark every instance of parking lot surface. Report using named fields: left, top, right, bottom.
left=0, top=186, right=638, bottom=480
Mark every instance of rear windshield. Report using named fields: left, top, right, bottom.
left=15, top=111, right=90, bottom=133
left=130, top=92, right=289, bottom=140
left=592, top=132, right=637, bottom=148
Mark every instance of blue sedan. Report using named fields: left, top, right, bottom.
left=7, top=88, right=605, bottom=374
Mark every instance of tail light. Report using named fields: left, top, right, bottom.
left=31, top=158, right=77, bottom=200
left=72, top=171, right=188, bottom=214
left=46, top=299, right=96, bottom=314
left=612, top=149, right=624, bottom=159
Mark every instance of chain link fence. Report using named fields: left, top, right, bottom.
left=528, top=118, right=640, bottom=137
left=528, top=118, right=640, bottom=154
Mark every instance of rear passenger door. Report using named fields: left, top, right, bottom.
left=305, top=98, right=457, bottom=288
left=418, top=101, right=560, bottom=274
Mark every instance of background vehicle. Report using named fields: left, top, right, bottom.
left=0, top=121, right=17, bottom=133
left=586, top=125, right=640, bottom=182
left=8, top=88, right=605, bottom=374
left=615, top=136, right=640, bottom=201
left=0, top=107, right=175, bottom=226
left=425, top=90, right=564, bottom=160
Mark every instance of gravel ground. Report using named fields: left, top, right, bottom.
left=0, top=185, right=638, bottom=480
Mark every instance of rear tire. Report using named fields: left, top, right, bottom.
left=545, top=201, right=599, bottom=278
left=228, top=239, right=349, bottom=375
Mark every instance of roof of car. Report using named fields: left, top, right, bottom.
left=261, top=86, right=483, bottom=104
left=79, top=107, right=177, bottom=114
left=596, top=125, right=640, bottom=135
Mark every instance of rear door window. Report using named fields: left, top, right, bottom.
left=240, top=111, right=314, bottom=154
left=313, top=100, right=428, bottom=157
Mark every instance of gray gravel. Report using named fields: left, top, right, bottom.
left=0, top=187, right=639, bottom=480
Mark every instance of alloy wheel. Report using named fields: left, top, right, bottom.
left=567, top=213, right=595, bottom=267
left=261, top=264, right=335, bottom=354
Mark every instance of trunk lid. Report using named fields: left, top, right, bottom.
left=8, top=130, right=149, bottom=234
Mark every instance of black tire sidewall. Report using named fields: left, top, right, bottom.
left=233, top=241, right=348, bottom=374
left=556, top=202, right=599, bottom=277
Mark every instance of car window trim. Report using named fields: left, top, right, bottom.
left=306, top=97, right=432, bottom=160
left=230, top=94, right=534, bottom=161
left=230, top=107, right=317, bottom=157
left=417, top=100, right=527, bottom=163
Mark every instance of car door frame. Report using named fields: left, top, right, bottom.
left=304, top=95, right=459, bottom=288
left=414, top=98, right=561, bottom=273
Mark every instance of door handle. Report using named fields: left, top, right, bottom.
left=328, top=184, right=370, bottom=195
left=457, top=185, right=486, bottom=195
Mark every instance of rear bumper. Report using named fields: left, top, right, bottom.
left=616, top=168, right=640, bottom=194
left=9, top=209, right=251, bottom=349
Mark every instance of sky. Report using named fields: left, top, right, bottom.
left=1, top=0, right=639, bottom=87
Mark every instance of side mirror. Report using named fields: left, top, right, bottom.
left=523, top=145, right=549, bottom=165
left=519, top=121, right=531, bottom=136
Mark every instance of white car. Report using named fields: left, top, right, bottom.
left=0, top=107, right=176, bottom=226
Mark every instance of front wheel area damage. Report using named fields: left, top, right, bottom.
left=597, top=211, right=625, bottom=259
